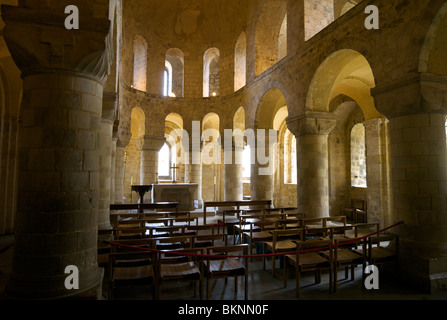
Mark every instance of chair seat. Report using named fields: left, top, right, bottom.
left=237, top=225, right=261, bottom=232
left=205, top=259, right=245, bottom=277
left=160, top=261, right=201, bottom=281
left=335, top=249, right=363, bottom=263
left=113, top=265, right=154, bottom=281
left=244, top=231, right=273, bottom=241
left=219, top=218, right=239, bottom=225
left=264, top=240, right=297, bottom=251
left=287, top=253, right=329, bottom=267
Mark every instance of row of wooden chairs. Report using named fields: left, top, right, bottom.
left=106, top=233, right=249, bottom=300
left=100, top=213, right=398, bottom=299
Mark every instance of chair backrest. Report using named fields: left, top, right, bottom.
left=184, top=224, right=217, bottom=235
left=193, top=234, right=228, bottom=247
left=115, top=227, right=152, bottom=239
left=271, top=228, right=303, bottom=243
left=351, top=199, right=367, bottom=210
left=324, top=216, right=347, bottom=227
left=150, top=226, right=188, bottom=238
left=151, top=235, right=194, bottom=250
left=157, top=247, right=205, bottom=266
left=300, top=218, right=325, bottom=229
left=302, top=227, right=331, bottom=240
left=206, top=244, right=249, bottom=260
left=170, top=217, right=198, bottom=227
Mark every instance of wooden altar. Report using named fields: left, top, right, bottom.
left=152, top=183, right=199, bottom=211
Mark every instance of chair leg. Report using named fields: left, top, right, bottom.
left=245, top=274, right=248, bottom=300
left=334, top=266, right=338, bottom=292
left=206, top=277, right=210, bottom=300
left=296, top=268, right=300, bottom=298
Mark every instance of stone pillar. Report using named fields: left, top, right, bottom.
left=287, top=112, right=336, bottom=218
left=250, top=131, right=277, bottom=203
left=183, top=122, right=203, bottom=208
left=223, top=144, right=243, bottom=202
left=98, top=93, right=116, bottom=230
left=114, top=141, right=127, bottom=203
left=139, top=137, right=165, bottom=201
left=0, top=115, right=19, bottom=235
left=363, top=117, right=392, bottom=227
left=373, top=73, right=447, bottom=292
left=2, top=2, right=112, bottom=299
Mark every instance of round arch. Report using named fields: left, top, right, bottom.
left=419, top=2, right=447, bottom=76
left=306, top=49, right=383, bottom=120
left=255, top=88, right=287, bottom=130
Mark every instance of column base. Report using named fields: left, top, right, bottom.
left=398, top=254, right=447, bottom=294
left=4, top=266, right=103, bottom=300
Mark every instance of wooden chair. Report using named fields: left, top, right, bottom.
left=217, top=210, right=241, bottom=235
left=152, top=235, right=193, bottom=251
left=332, top=236, right=366, bottom=292
left=234, top=213, right=263, bottom=244
left=241, top=220, right=278, bottom=259
left=108, top=239, right=156, bottom=300
left=114, top=227, right=152, bottom=240
left=176, top=224, right=218, bottom=242
left=204, top=244, right=249, bottom=300
left=344, top=199, right=367, bottom=224
left=366, top=234, right=399, bottom=272
left=263, top=229, right=302, bottom=276
left=157, top=247, right=205, bottom=300
left=283, top=238, right=333, bottom=298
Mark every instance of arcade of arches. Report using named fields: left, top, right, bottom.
left=1, top=0, right=447, bottom=299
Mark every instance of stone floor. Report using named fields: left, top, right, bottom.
left=2, top=213, right=447, bottom=302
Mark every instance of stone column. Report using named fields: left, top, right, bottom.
left=363, top=117, right=392, bottom=227
left=0, top=115, right=19, bottom=235
left=183, top=121, right=203, bottom=208
left=139, top=137, right=165, bottom=201
left=287, top=112, right=336, bottom=218
left=2, top=2, right=112, bottom=299
left=114, top=140, right=127, bottom=203
left=98, top=93, right=116, bottom=230
left=373, top=73, right=447, bottom=292
left=223, top=144, right=244, bottom=202
left=250, top=131, right=277, bottom=203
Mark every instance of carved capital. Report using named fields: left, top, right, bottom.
left=140, top=137, right=166, bottom=152
left=1, top=5, right=111, bottom=82
left=102, top=91, right=117, bottom=124
left=286, top=112, right=336, bottom=137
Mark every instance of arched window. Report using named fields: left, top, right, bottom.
left=203, top=48, right=220, bottom=97
left=132, top=35, right=147, bottom=91
left=163, top=61, right=173, bottom=97
left=242, top=145, right=251, bottom=181
left=284, top=129, right=297, bottom=184
left=351, top=123, right=367, bottom=188
left=165, top=48, right=184, bottom=97
left=158, top=143, right=173, bottom=180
